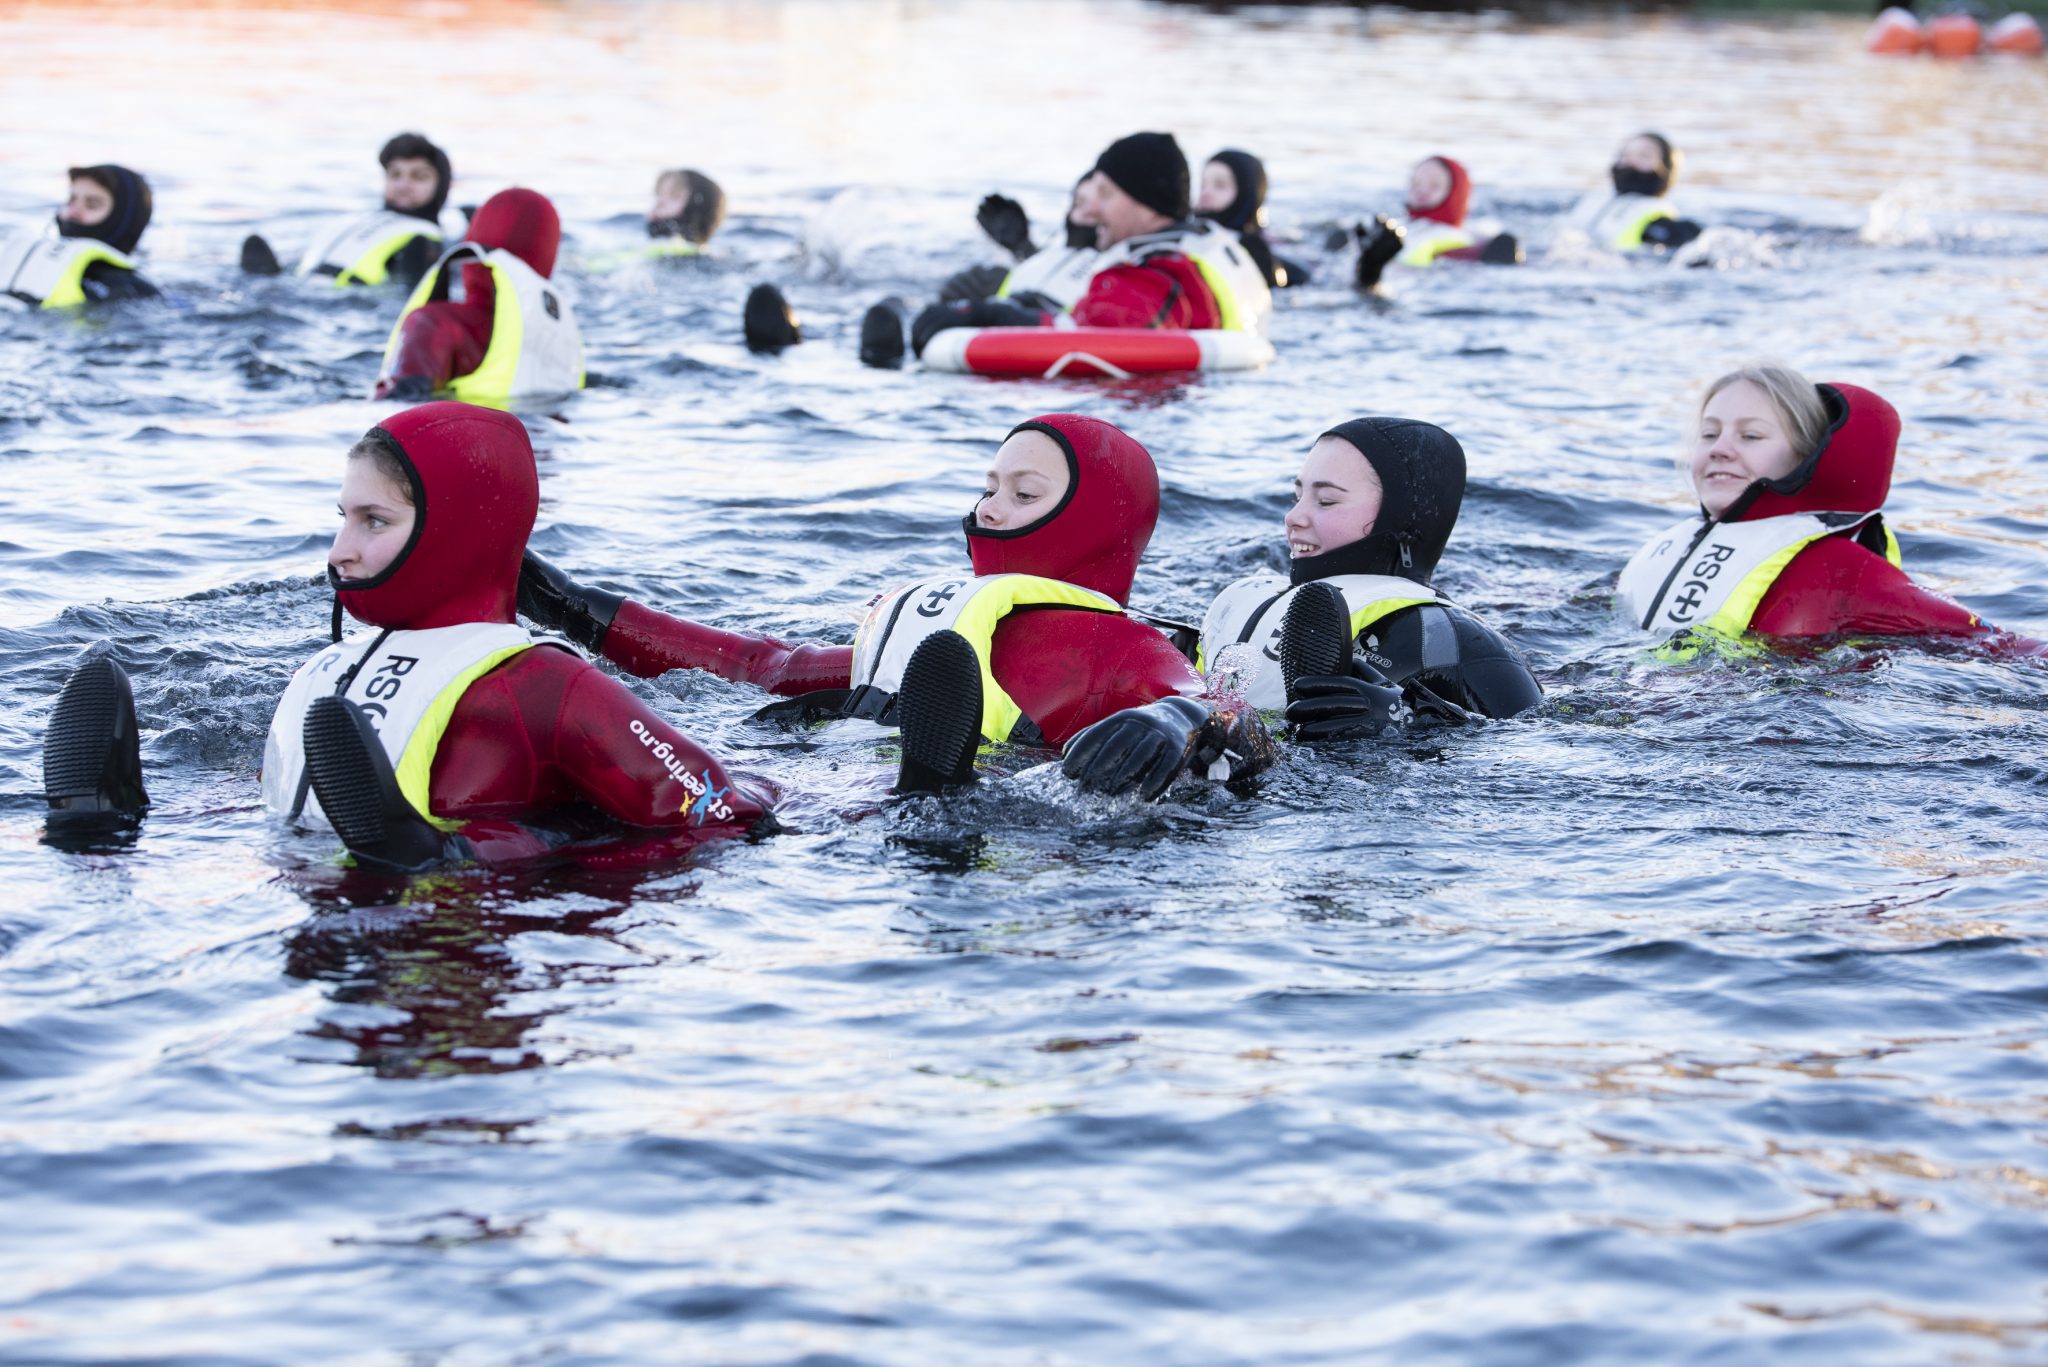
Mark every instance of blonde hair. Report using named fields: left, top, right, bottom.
left=1698, top=364, right=1830, bottom=460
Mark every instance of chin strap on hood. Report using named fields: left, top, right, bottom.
left=1289, top=418, right=1467, bottom=586
left=1720, top=383, right=1899, bottom=524
left=963, top=414, right=1160, bottom=606
left=59, top=164, right=152, bottom=255
left=1408, top=156, right=1471, bottom=228
left=1611, top=132, right=1678, bottom=199
left=465, top=187, right=561, bottom=278
left=1202, top=149, right=1268, bottom=233
left=331, top=402, right=539, bottom=632
left=379, top=131, right=452, bottom=223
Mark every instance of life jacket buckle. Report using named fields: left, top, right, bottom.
left=838, top=683, right=899, bottom=726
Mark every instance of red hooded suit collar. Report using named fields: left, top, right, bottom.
left=333, top=402, right=538, bottom=630
left=962, top=414, right=1159, bottom=605
left=1408, top=156, right=1471, bottom=228
left=465, top=187, right=560, bottom=279
left=1724, top=383, right=1898, bottom=523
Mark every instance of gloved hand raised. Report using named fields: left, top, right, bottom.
left=1285, top=653, right=1408, bottom=741
left=977, top=194, right=1035, bottom=259
left=1353, top=215, right=1406, bottom=290
left=517, top=551, right=624, bottom=653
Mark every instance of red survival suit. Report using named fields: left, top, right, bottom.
left=592, top=414, right=1214, bottom=747
left=274, top=402, right=767, bottom=865
left=1407, top=156, right=1491, bottom=265
left=374, top=189, right=560, bottom=397
left=1069, top=227, right=1225, bottom=330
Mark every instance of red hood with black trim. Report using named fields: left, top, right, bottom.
left=1408, top=156, right=1471, bottom=228
left=963, top=413, right=1159, bottom=605
left=465, top=187, right=560, bottom=279
left=1728, top=383, right=1898, bottom=523
left=335, top=402, right=537, bottom=630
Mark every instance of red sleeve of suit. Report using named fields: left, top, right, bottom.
left=602, top=600, right=856, bottom=695
left=431, top=646, right=768, bottom=845
left=1071, top=253, right=1223, bottom=330
left=1751, top=535, right=1985, bottom=638
left=384, top=262, right=495, bottom=390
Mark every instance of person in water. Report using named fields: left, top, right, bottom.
left=1352, top=155, right=1522, bottom=291
left=2, top=165, right=157, bottom=308
left=861, top=132, right=1272, bottom=368
left=240, top=132, right=453, bottom=287
left=1195, top=148, right=1309, bottom=290
left=1197, top=419, right=1544, bottom=739
left=1620, top=365, right=2041, bottom=652
left=518, top=413, right=1276, bottom=799
left=645, top=168, right=727, bottom=255
left=43, top=402, right=776, bottom=871
left=1568, top=132, right=1703, bottom=254
left=373, top=187, right=584, bottom=404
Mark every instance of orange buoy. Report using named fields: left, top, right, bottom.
left=1988, top=11, right=2044, bottom=54
left=1926, top=11, right=1983, bottom=56
left=1866, top=6, right=1926, bottom=53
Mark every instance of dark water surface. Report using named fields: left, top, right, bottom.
left=4, top=2, right=2047, bottom=1362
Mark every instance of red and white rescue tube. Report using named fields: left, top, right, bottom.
left=920, top=327, right=1275, bottom=379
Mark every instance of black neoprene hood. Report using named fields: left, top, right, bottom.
left=1288, top=418, right=1468, bottom=586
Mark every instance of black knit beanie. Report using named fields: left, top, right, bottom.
left=1093, top=132, right=1189, bottom=221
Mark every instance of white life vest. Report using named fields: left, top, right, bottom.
left=1396, top=218, right=1477, bottom=267
left=296, top=210, right=443, bottom=286
left=1198, top=573, right=1443, bottom=710
left=997, top=242, right=1101, bottom=313
left=379, top=244, right=585, bottom=404
left=1569, top=191, right=1678, bottom=251
left=0, top=231, right=137, bottom=309
left=849, top=573, right=1123, bottom=742
left=1087, top=220, right=1274, bottom=337
left=1617, top=510, right=1896, bottom=642
left=261, top=622, right=535, bottom=831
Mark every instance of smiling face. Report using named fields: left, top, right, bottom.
left=1286, top=436, right=1385, bottom=561
left=383, top=156, right=440, bottom=213
left=330, top=454, right=418, bottom=582
left=1072, top=170, right=1171, bottom=250
left=60, top=177, right=113, bottom=227
left=1691, top=379, right=1804, bottom=518
left=1407, top=158, right=1453, bottom=214
left=1196, top=160, right=1238, bottom=214
left=976, top=429, right=1072, bottom=532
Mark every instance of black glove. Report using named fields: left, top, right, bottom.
left=376, top=373, right=433, bottom=401
left=1062, top=695, right=1211, bottom=801
left=1285, top=654, right=1408, bottom=741
left=1353, top=215, right=1405, bottom=291
left=1641, top=217, right=1704, bottom=251
left=977, top=194, right=1035, bottom=259
left=517, top=550, right=623, bottom=653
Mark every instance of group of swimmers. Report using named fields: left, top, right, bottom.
left=20, top=123, right=2036, bottom=876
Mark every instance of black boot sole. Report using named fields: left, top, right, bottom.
left=743, top=283, right=802, bottom=353
left=859, top=300, right=908, bottom=370
left=896, top=630, right=982, bottom=793
left=1279, top=582, right=1355, bottom=707
left=44, top=655, right=149, bottom=813
left=303, top=696, right=458, bottom=872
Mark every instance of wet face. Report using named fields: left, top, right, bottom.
left=1286, top=436, right=1385, bottom=560
left=977, top=430, right=1072, bottom=532
left=1691, top=380, right=1803, bottom=518
left=331, top=456, right=418, bottom=582
left=1196, top=160, right=1238, bottom=215
left=384, top=156, right=440, bottom=212
left=1408, top=159, right=1452, bottom=213
left=60, top=177, right=113, bottom=227
left=649, top=174, right=689, bottom=226
left=1616, top=136, right=1667, bottom=176
left=1073, top=170, right=1171, bottom=250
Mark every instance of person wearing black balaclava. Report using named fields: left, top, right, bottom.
left=1567, top=131, right=1703, bottom=254
left=1195, top=148, right=1310, bottom=289
left=1197, top=418, right=1542, bottom=735
left=239, top=132, right=453, bottom=286
left=1, top=165, right=158, bottom=307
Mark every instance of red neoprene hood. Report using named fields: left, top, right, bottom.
left=1408, top=156, right=1470, bottom=228
left=465, top=187, right=560, bottom=279
left=1724, top=383, right=1899, bottom=523
left=963, top=414, right=1160, bottom=605
left=333, top=402, right=538, bottom=630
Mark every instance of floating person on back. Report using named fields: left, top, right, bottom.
left=860, top=132, right=1272, bottom=368
left=1352, top=155, right=1522, bottom=292
left=1566, top=132, right=1703, bottom=255
left=645, top=168, right=726, bottom=257
left=1197, top=418, right=1544, bottom=739
left=44, top=402, right=777, bottom=871
left=1620, top=364, right=2043, bottom=654
left=240, top=132, right=453, bottom=288
left=1, top=164, right=157, bottom=308
left=1195, top=148, right=1311, bottom=289
left=518, top=414, right=1276, bottom=799
left=374, top=187, right=584, bottom=404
